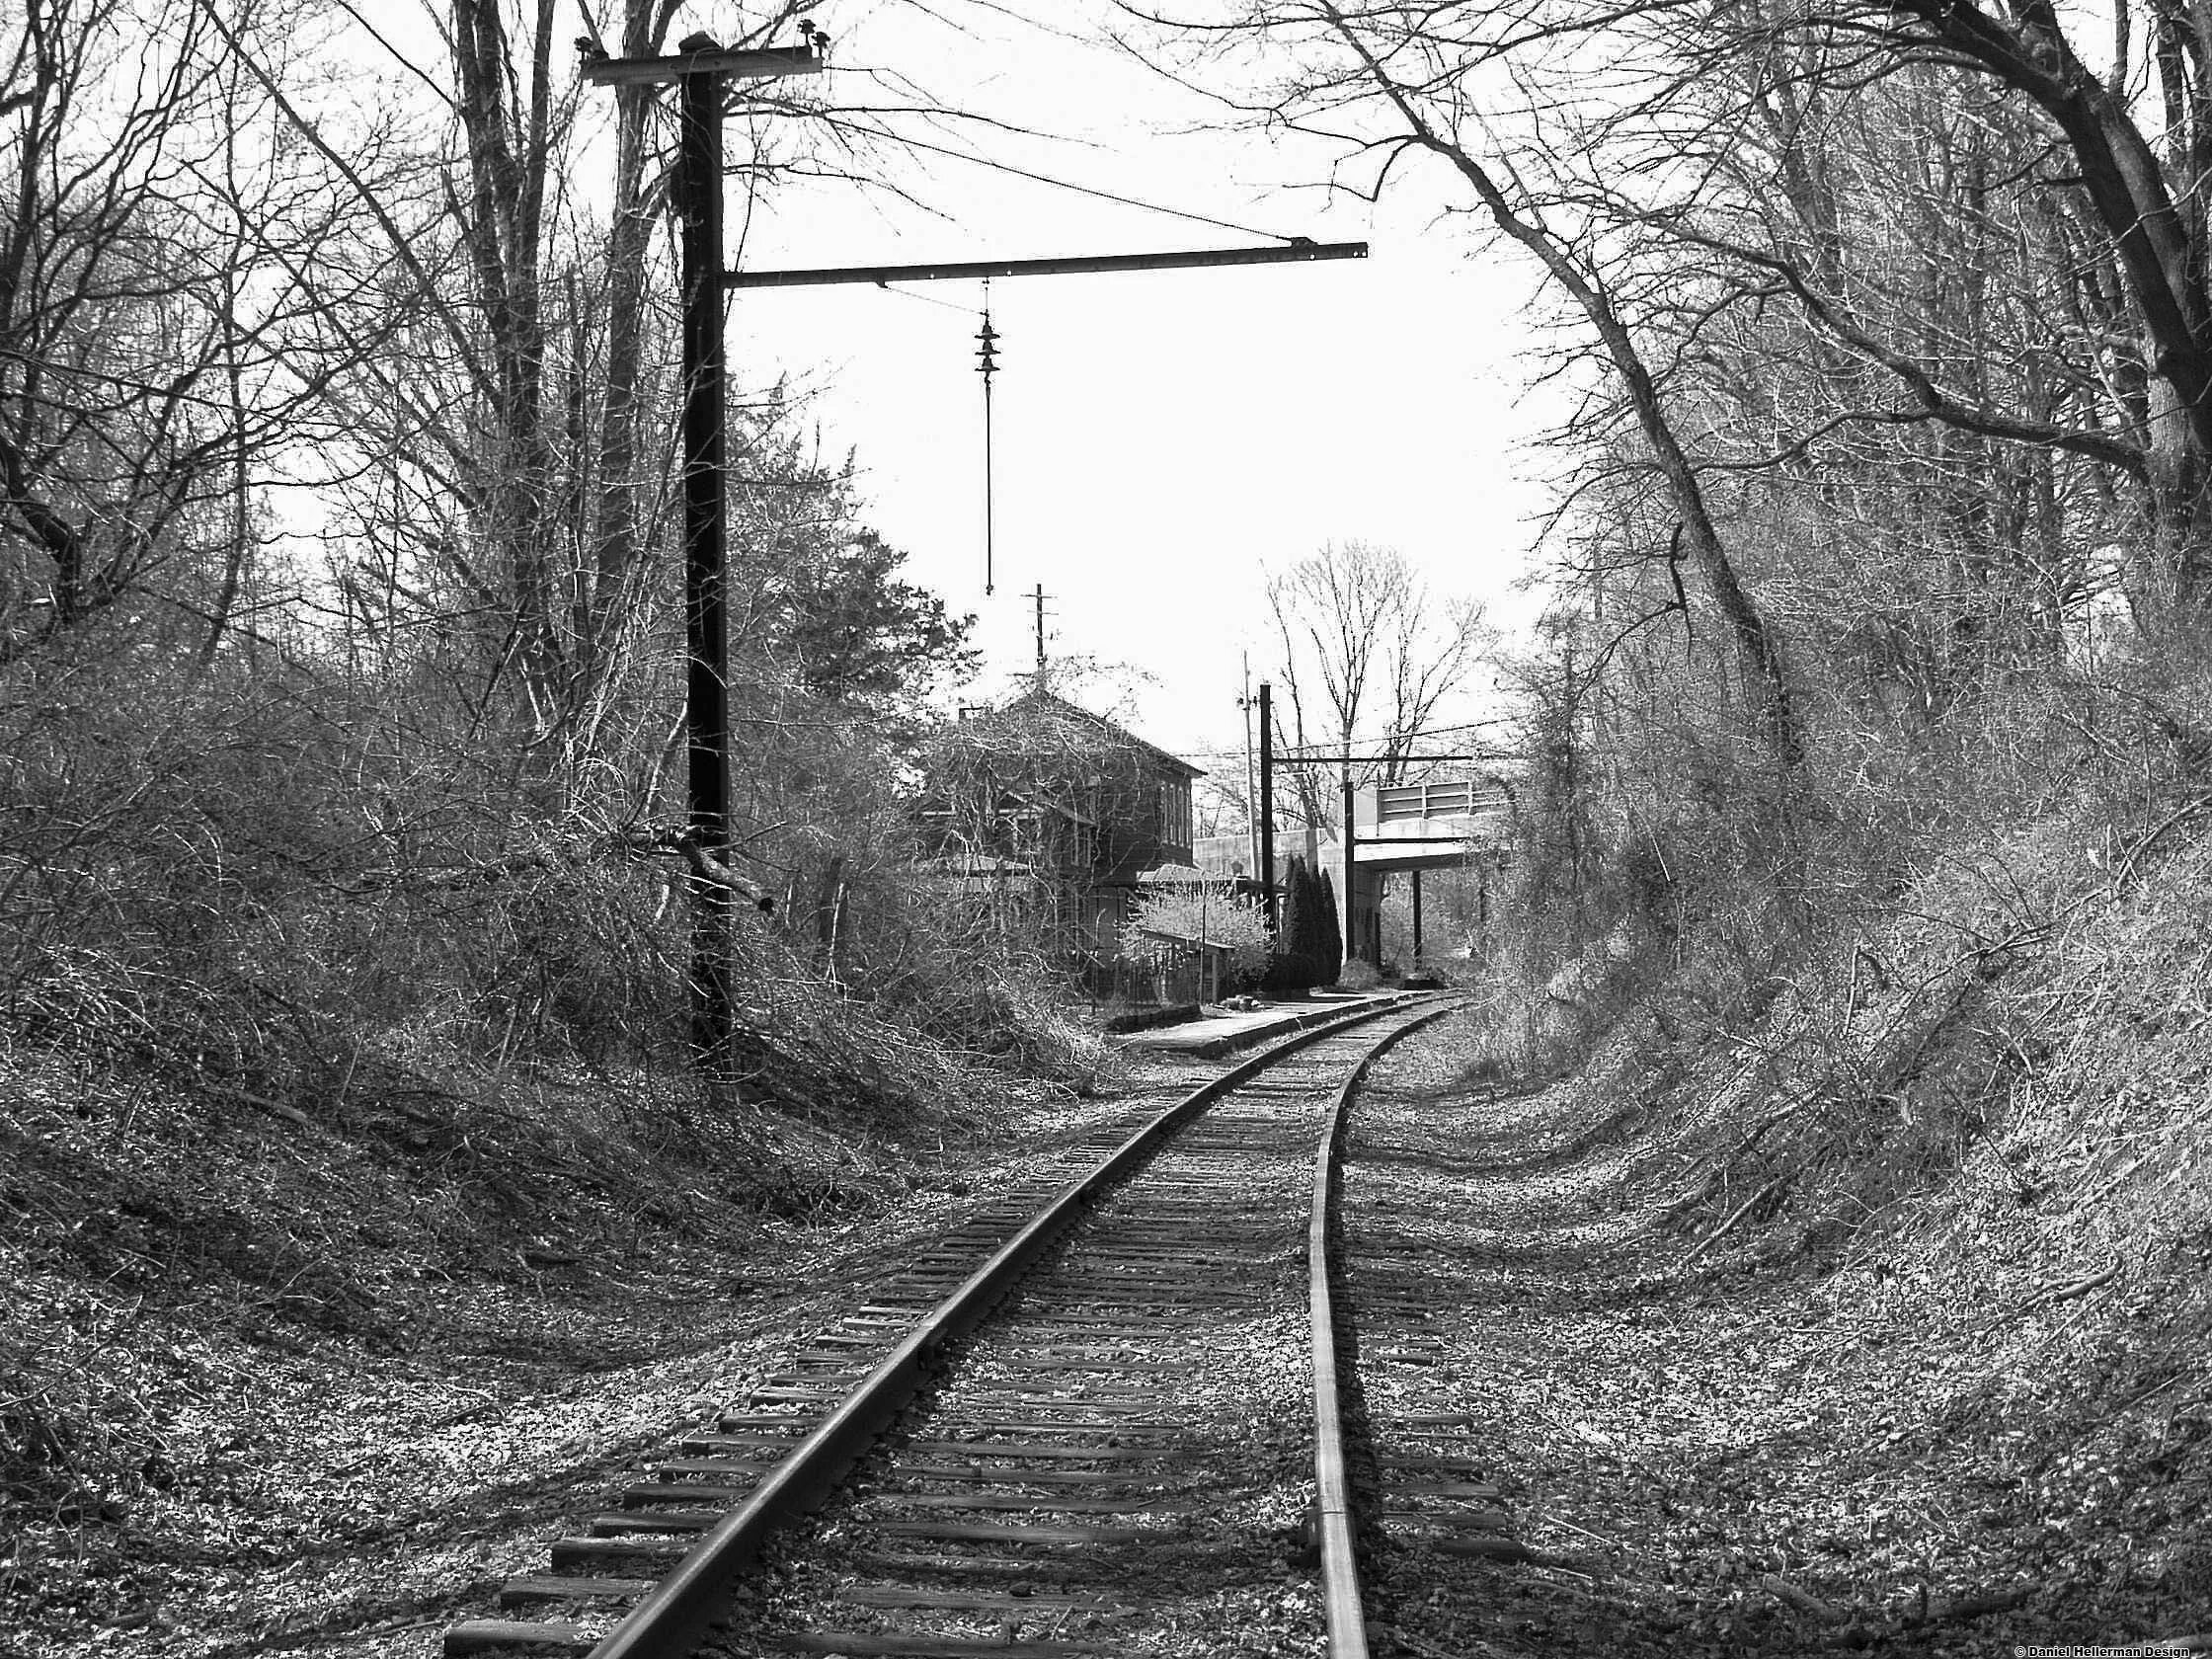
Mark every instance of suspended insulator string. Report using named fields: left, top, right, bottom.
left=976, top=282, right=999, bottom=596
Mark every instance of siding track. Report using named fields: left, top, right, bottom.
left=440, top=996, right=1455, bottom=1659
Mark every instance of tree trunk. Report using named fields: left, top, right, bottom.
left=1322, top=7, right=1804, bottom=773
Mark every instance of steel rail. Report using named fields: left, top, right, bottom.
left=562, top=994, right=1435, bottom=1659
left=1308, top=999, right=1463, bottom=1658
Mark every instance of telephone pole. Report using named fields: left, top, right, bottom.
left=1341, top=763, right=1359, bottom=968
left=583, top=37, right=821, bottom=1089
left=584, top=40, right=1363, bottom=1076
left=1257, top=681, right=1277, bottom=930
left=1032, top=583, right=1049, bottom=682
left=1239, top=656, right=1258, bottom=890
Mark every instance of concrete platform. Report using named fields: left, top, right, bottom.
left=1114, top=991, right=1414, bottom=1059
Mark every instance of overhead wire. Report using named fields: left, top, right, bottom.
left=870, top=280, right=979, bottom=314
left=837, top=119, right=1304, bottom=245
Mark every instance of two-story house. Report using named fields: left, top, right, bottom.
left=917, top=688, right=1203, bottom=962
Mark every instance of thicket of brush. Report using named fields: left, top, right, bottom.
left=1456, top=552, right=2212, bottom=1302
left=0, top=628, right=1107, bottom=1119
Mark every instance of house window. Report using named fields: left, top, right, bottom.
left=1158, top=779, right=1191, bottom=849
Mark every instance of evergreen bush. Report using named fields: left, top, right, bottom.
left=1315, top=868, right=1344, bottom=980
left=1264, top=857, right=1343, bottom=993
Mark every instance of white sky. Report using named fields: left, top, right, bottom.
left=707, top=1, right=1563, bottom=770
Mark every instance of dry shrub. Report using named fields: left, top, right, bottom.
left=831, top=877, right=1112, bottom=1085
left=0, top=1305, right=164, bottom=1527
left=1967, top=830, right=2212, bottom=1266
left=1, top=639, right=1109, bottom=1139
left=1626, top=764, right=2212, bottom=1277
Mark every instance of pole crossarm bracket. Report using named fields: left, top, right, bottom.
left=726, top=242, right=1369, bottom=289
left=582, top=44, right=822, bottom=87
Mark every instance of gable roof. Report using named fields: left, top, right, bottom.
left=998, top=687, right=1206, bottom=780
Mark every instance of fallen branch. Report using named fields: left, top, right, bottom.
left=1732, top=1089, right=1820, bottom=1159
left=1537, top=1510, right=1624, bottom=1550
left=671, top=837, right=777, bottom=912
left=612, top=826, right=776, bottom=912
left=1681, top=1170, right=1792, bottom=1268
left=1762, top=1573, right=1844, bottom=1622
left=1903, top=1585, right=2030, bottom=1624
left=2034, top=1257, right=2125, bottom=1307
left=1652, top=1168, right=1722, bottom=1224
left=196, top=1079, right=311, bottom=1129
left=1427, top=1532, right=1602, bottom=1574
left=1983, top=1255, right=2124, bottom=1333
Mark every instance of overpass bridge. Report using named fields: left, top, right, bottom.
left=1195, top=771, right=1516, bottom=965
left=1345, top=775, right=1512, bottom=868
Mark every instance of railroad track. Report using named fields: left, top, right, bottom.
left=1338, top=1058, right=1597, bottom=1656
left=442, top=994, right=1458, bottom=1659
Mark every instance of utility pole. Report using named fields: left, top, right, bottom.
left=583, top=36, right=821, bottom=1090
left=1239, top=655, right=1258, bottom=890
left=1341, top=764, right=1359, bottom=969
left=1257, top=681, right=1277, bottom=931
left=677, top=54, right=732, bottom=1076
left=583, top=43, right=1358, bottom=1069
left=1031, top=583, right=1049, bottom=683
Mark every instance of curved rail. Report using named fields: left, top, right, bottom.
left=1308, top=1000, right=1462, bottom=1658
left=444, top=993, right=1433, bottom=1659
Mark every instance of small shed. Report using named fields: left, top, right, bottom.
left=1126, top=925, right=1239, bottom=1005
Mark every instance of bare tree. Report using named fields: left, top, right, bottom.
left=1265, top=540, right=1485, bottom=826
left=0, top=0, right=378, bottom=667
left=1120, top=2, right=1807, bottom=771
left=1833, top=0, right=2212, bottom=613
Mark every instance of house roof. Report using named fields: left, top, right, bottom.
left=999, top=687, right=1207, bottom=780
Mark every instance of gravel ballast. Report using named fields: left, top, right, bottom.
left=705, top=1017, right=1443, bottom=1659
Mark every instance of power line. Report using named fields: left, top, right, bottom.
left=870, top=280, right=979, bottom=315
left=845, top=122, right=1303, bottom=245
